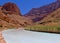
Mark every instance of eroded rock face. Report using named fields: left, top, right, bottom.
left=0, top=2, right=32, bottom=30
left=2, top=2, right=22, bottom=15
left=25, top=0, right=60, bottom=22
left=0, top=6, right=2, bottom=10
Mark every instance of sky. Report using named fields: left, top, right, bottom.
left=0, top=0, right=56, bottom=15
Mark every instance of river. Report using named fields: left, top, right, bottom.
left=2, top=29, right=60, bottom=43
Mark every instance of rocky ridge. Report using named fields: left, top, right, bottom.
left=25, top=0, right=60, bottom=22
left=0, top=2, right=32, bottom=30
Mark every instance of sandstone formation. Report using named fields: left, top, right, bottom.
left=2, top=2, right=22, bottom=16
left=0, top=2, right=32, bottom=30
left=38, top=8, right=60, bottom=26
left=0, top=32, right=6, bottom=43
left=25, top=0, right=60, bottom=22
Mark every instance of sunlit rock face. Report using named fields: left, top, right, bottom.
left=0, top=2, right=32, bottom=30
left=2, top=2, right=22, bottom=15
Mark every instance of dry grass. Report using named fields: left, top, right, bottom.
left=25, top=25, right=60, bottom=33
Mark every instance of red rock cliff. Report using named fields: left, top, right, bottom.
left=2, top=2, right=22, bottom=15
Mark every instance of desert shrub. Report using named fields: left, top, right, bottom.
left=0, top=25, right=3, bottom=27
left=25, top=25, right=60, bottom=33
left=57, top=27, right=60, bottom=31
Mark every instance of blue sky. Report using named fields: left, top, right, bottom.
left=0, top=0, right=56, bottom=15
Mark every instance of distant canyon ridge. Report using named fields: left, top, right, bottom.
left=25, top=0, right=60, bottom=22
